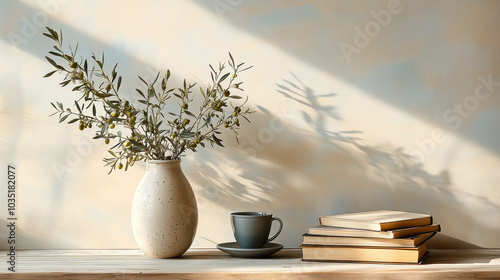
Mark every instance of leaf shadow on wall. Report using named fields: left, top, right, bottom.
left=192, top=0, right=500, bottom=156
left=186, top=73, right=497, bottom=248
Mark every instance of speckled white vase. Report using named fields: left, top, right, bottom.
left=131, top=160, right=198, bottom=258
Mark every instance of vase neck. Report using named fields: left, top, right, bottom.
left=146, top=160, right=182, bottom=171
left=147, top=159, right=181, bottom=164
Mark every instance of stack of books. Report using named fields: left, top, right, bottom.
left=301, top=210, right=441, bottom=264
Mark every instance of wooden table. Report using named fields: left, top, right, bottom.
left=2, top=249, right=500, bottom=279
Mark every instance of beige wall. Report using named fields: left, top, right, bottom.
left=0, top=0, right=499, bottom=249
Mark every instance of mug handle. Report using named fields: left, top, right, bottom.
left=267, top=217, right=283, bottom=243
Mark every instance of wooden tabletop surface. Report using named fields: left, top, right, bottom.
left=2, top=248, right=500, bottom=279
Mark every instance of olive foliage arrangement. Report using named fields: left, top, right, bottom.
left=43, top=27, right=252, bottom=173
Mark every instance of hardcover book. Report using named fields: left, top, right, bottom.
left=319, top=210, right=433, bottom=231
left=302, top=232, right=435, bottom=248
left=301, top=242, right=428, bottom=264
left=308, top=224, right=441, bottom=239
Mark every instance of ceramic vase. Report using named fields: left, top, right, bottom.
left=131, top=160, right=198, bottom=258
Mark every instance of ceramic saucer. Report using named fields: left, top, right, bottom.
left=216, top=242, right=284, bottom=258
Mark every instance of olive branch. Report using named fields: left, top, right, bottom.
left=43, top=27, right=253, bottom=173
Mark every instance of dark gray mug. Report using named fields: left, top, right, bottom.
left=231, top=212, right=283, bottom=248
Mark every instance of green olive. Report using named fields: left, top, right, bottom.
left=79, top=124, right=84, bottom=131
left=70, top=62, right=78, bottom=68
left=118, top=163, right=123, bottom=169
left=105, top=84, right=111, bottom=91
left=224, top=90, right=230, bottom=97
left=109, top=124, right=115, bottom=129
left=129, top=116, right=136, bottom=126
left=105, top=138, right=110, bottom=144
